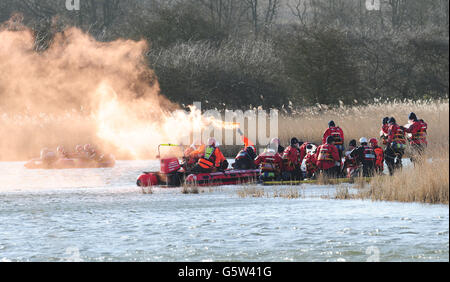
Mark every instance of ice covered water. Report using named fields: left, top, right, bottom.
left=0, top=160, right=448, bottom=262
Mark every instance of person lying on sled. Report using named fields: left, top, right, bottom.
left=232, top=145, right=257, bottom=170
left=192, top=137, right=228, bottom=173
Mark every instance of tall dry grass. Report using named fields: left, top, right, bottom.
left=356, top=157, right=449, bottom=204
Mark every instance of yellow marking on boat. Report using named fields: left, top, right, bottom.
left=263, top=177, right=372, bottom=186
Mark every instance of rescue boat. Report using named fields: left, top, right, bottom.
left=136, top=156, right=259, bottom=188
left=24, top=156, right=115, bottom=169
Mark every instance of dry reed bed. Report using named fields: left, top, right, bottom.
left=334, top=156, right=449, bottom=204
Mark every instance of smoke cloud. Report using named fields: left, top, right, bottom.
left=0, top=19, right=206, bottom=161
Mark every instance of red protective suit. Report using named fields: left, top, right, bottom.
left=387, top=124, right=406, bottom=144
left=315, top=144, right=340, bottom=170
left=255, top=151, right=283, bottom=173
left=322, top=127, right=345, bottom=146
left=404, top=120, right=428, bottom=145
left=282, top=146, right=300, bottom=172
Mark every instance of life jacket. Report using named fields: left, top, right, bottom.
left=329, top=127, right=344, bottom=145
left=412, top=120, right=428, bottom=144
left=304, top=154, right=317, bottom=173
left=318, top=144, right=334, bottom=161
left=198, top=146, right=217, bottom=169
left=362, top=145, right=376, bottom=162
left=282, top=146, right=300, bottom=170
left=235, top=150, right=248, bottom=160
left=390, top=124, right=406, bottom=145
left=374, top=147, right=384, bottom=167
left=261, top=156, right=281, bottom=172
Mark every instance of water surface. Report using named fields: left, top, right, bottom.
left=0, top=161, right=448, bottom=262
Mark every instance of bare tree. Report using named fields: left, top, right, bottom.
left=245, top=0, right=280, bottom=39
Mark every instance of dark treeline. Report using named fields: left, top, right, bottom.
left=1, top=0, right=448, bottom=109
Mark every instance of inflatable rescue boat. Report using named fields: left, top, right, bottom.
left=24, top=156, right=115, bottom=169
left=136, top=157, right=259, bottom=188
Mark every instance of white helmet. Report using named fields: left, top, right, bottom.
left=359, top=137, right=368, bottom=144
left=306, top=144, right=317, bottom=154
left=207, top=137, right=216, bottom=146
left=270, top=138, right=280, bottom=147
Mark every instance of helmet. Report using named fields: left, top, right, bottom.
left=75, top=145, right=83, bottom=152
left=326, top=136, right=335, bottom=144
left=56, top=146, right=65, bottom=154
left=306, top=144, right=317, bottom=154
left=207, top=137, right=216, bottom=146
left=369, top=138, right=378, bottom=146
left=246, top=145, right=256, bottom=154
left=382, top=117, right=389, bottom=125
left=290, top=137, right=299, bottom=146
left=328, top=120, right=336, bottom=127
left=408, top=112, right=417, bottom=121
left=388, top=117, right=396, bottom=124
left=359, top=137, right=368, bottom=144
left=270, top=138, right=280, bottom=147
left=348, top=139, right=357, bottom=147
left=84, top=144, right=91, bottom=151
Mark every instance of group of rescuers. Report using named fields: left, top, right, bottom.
left=182, top=112, right=428, bottom=181
left=39, top=143, right=113, bottom=164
